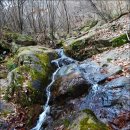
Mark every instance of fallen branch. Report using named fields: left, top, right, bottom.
left=109, top=12, right=129, bottom=23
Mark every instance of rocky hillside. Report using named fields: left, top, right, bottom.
left=0, top=13, right=130, bottom=130
left=63, top=14, right=129, bottom=60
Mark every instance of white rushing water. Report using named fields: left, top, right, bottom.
left=92, top=84, right=99, bottom=93
left=31, top=49, right=75, bottom=130
left=31, top=62, right=60, bottom=130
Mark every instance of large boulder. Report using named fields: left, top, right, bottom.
left=0, top=30, right=36, bottom=54
left=5, top=46, right=58, bottom=107
left=2, top=31, right=36, bottom=46
left=45, top=109, right=109, bottom=130
left=64, top=33, right=128, bottom=61
left=78, top=76, right=130, bottom=129
left=68, top=109, right=109, bottom=130
left=63, top=31, right=109, bottom=61
left=63, top=14, right=128, bottom=61
left=52, top=64, right=91, bottom=102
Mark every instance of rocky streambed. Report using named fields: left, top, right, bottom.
left=1, top=43, right=129, bottom=130
left=44, top=44, right=130, bottom=130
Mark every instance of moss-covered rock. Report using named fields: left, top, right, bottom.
left=5, top=46, right=58, bottom=107
left=2, top=31, right=36, bottom=45
left=64, top=37, right=111, bottom=61
left=110, top=33, right=128, bottom=47
left=0, top=30, right=36, bottom=54
left=63, top=33, right=128, bottom=61
left=45, top=109, right=109, bottom=130
left=68, top=109, right=109, bottom=130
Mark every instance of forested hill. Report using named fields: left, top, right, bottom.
left=0, top=0, right=130, bottom=130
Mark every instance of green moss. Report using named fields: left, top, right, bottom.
left=80, top=117, right=108, bottom=130
left=5, top=46, right=57, bottom=107
left=107, top=58, right=113, bottom=62
left=71, top=39, right=86, bottom=50
left=16, top=65, right=46, bottom=106
left=0, top=40, right=9, bottom=50
left=89, top=20, right=98, bottom=28
left=63, top=119, right=70, bottom=127
left=33, top=53, right=51, bottom=82
left=4, top=65, right=41, bottom=106
left=3, top=31, right=34, bottom=42
left=79, top=109, right=108, bottom=130
left=82, top=109, right=98, bottom=118
left=5, top=49, right=55, bottom=106
left=111, top=34, right=128, bottom=47
left=0, top=69, right=7, bottom=78
left=35, top=53, right=50, bottom=68
left=0, top=30, right=36, bottom=54
left=17, top=34, right=33, bottom=42
left=3, top=31, right=19, bottom=41
left=6, top=58, right=17, bottom=71
left=68, top=109, right=109, bottom=130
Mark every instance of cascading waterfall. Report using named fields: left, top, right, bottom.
left=31, top=64, right=60, bottom=130
left=31, top=49, right=100, bottom=130
left=31, top=49, right=75, bottom=130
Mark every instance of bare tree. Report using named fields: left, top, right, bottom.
left=87, top=0, right=108, bottom=22
left=0, top=0, right=129, bottom=47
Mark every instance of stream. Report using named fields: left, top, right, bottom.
left=31, top=48, right=130, bottom=130
left=32, top=49, right=77, bottom=130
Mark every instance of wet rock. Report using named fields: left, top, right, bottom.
left=57, top=57, right=76, bottom=67
left=5, top=46, right=58, bottom=106
left=104, top=76, right=129, bottom=88
left=79, top=60, right=108, bottom=84
left=55, top=63, right=79, bottom=78
left=0, top=119, right=9, bottom=130
left=52, top=69, right=91, bottom=102
left=52, top=58, right=122, bottom=102
left=52, top=49, right=76, bottom=67
left=77, top=76, right=130, bottom=128
left=51, top=104, right=74, bottom=120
